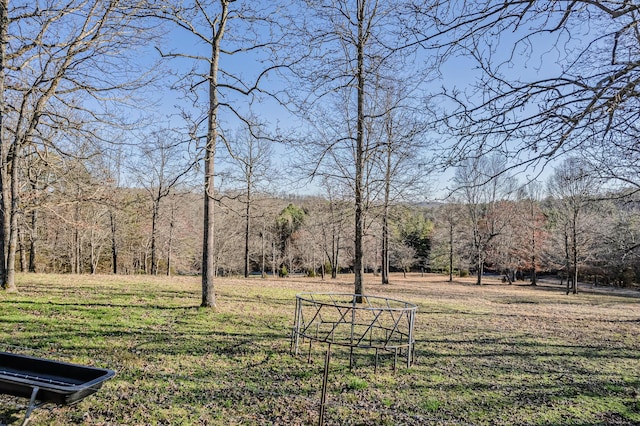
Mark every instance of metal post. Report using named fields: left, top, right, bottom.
left=350, top=295, right=356, bottom=347
left=374, top=348, right=379, bottom=374
left=407, top=309, right=415, bottom=367
left=292, top=296, right=301, bottom=355
left=349, top=346, right=354, bottom=370
left=393, top=348, right=398, bottom=373
left=319, top=344, right=332, bottom=426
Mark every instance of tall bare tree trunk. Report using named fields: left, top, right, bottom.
left=565, top=226, right=571, bottom=295
left=110, top=211, right=118, bottom=274
left=572, top=212, right=579, bottom=294
left=18, top=227, right=25, bottom=272
left=353, top=0, right=366, bottom=303
left=271, top=240, right=276, bottom=277
left=28, top=209, right=37, bottom=272
left=5, top=145, right=18, bottom=290
left=244, top=183, right=251, bottom=278
left=90, top=228, right=96, bottom=274
left=381, top=126, right=391, bottom=285
left=476, top=262, right=483, bottom=286
left=381, top=212, right=389, bottom=284
left=0, top=0, right=8, bottom=287
left=449, top=222, right=453, bottom=282
left=202, top=3, right=229, bottom=308
left=150, top=198, right=159, bottom=275
left=260, top=232, right=264, bottom=277
left=475, top=239, right=483, bottom=286
left=530, top=198, right=537, bottom=286
left=166, top=202, right=175, bottom=276
left=74, top=201, right=81, bottom=274
left=331, top=232, right=339, bottom=279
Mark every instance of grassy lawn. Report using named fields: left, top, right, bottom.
left=1, top=273, right=639, bottom=425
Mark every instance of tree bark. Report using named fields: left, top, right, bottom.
left=74, top=200, right=81, bottom=274
left=572, top=211, right=579, bottom=294
left=528, top=195, right=538, bottom=286
left=4, top=145, right=18, bottom=290
left=18, top=227, right=25, bottom=272
left=260, top=228, right=265, bottom=277
left=244, top=181, right=251, bottom=278
left=530, top=219, right=537, bottom=285
left=166, top=202, right=175, bottom=276
left=90, top=227, right=97, bottom=274
left=0, top=0, right=7, bottom=285
left=110, top=211, right=118, bottom=274
left=202, top=2, right=230, bottom=308
left=150, top=197, right=160, bottom=275
left=475, top=240, right=483, bottom=286
left=448, top=222, right=453, bottom=282
left=565, top=226, right=571, bottom=295
left=353, top=0, right=366, bottom=303
left=28, top=209, right=37, bottom=272
left=381, top=115, right=391, bottom=285
left=332, top=234, right=339, bottom=279
left=381, top=212, right=389, bottom=284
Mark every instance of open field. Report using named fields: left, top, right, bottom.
left=1, top=273, right=639, bottom=425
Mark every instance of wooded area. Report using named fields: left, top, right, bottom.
left=9, top=171, right=640, bottom=291
left=1, top=1, right=639, bottom=300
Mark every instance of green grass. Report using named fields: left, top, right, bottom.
left=0, top=273, right=639, bottom=425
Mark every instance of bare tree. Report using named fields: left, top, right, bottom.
left=218, top=127, right=274, bottom=278
left=0, top=0, right=7, bottom=283
left=286, top=0, right=428, bottom=300
left=317, top=178, right=352, bottom=279
left=453, top=154, right=516, bottom=285
left=516, top=181, right=549, bottom=286
left=374, top=85, right=431, bottom=284
left=547, top=157, right=601, bottom=294
left=101, top=143, right=126, bottom=274
left=0, top=1, right=155, bottom=289
left=21, top=146, right=57, bottom=273
left=131, top=128, right=193, bottom=275
left=407, top=1, right=640, bottom=186
left=430, top=203, right=465, bottom=281
left=391, top=243, right=417, bottom=279
left=154, top=0, right=286, bottom=307
left=595, top=197, right=640, bottom=287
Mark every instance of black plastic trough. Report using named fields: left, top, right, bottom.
left=0, top=351, right=114, bottom=425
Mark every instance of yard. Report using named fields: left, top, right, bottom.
left=1, top=273, right=639, bottom=425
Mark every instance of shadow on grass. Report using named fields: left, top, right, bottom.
left=0, top=396, right=29, bottom=426
left=0, top=299, right=200, bottom=311
left=417, top=334, right=640, bottom=360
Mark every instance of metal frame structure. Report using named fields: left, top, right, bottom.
left=291, top=292, right=417, bottom=368
left=290, top=293, right=417, bottom=425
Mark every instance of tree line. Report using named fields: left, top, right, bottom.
left=13, top=151, right=640, bottom=295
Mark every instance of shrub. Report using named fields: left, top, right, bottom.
left=346, top=376, right=368, bottom=391
left=279, top=265, right=288, bottom=277
left=323, top=262, right=333, bottom=275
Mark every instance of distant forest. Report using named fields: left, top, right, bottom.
left=20, top=154, right=640, bottom=292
